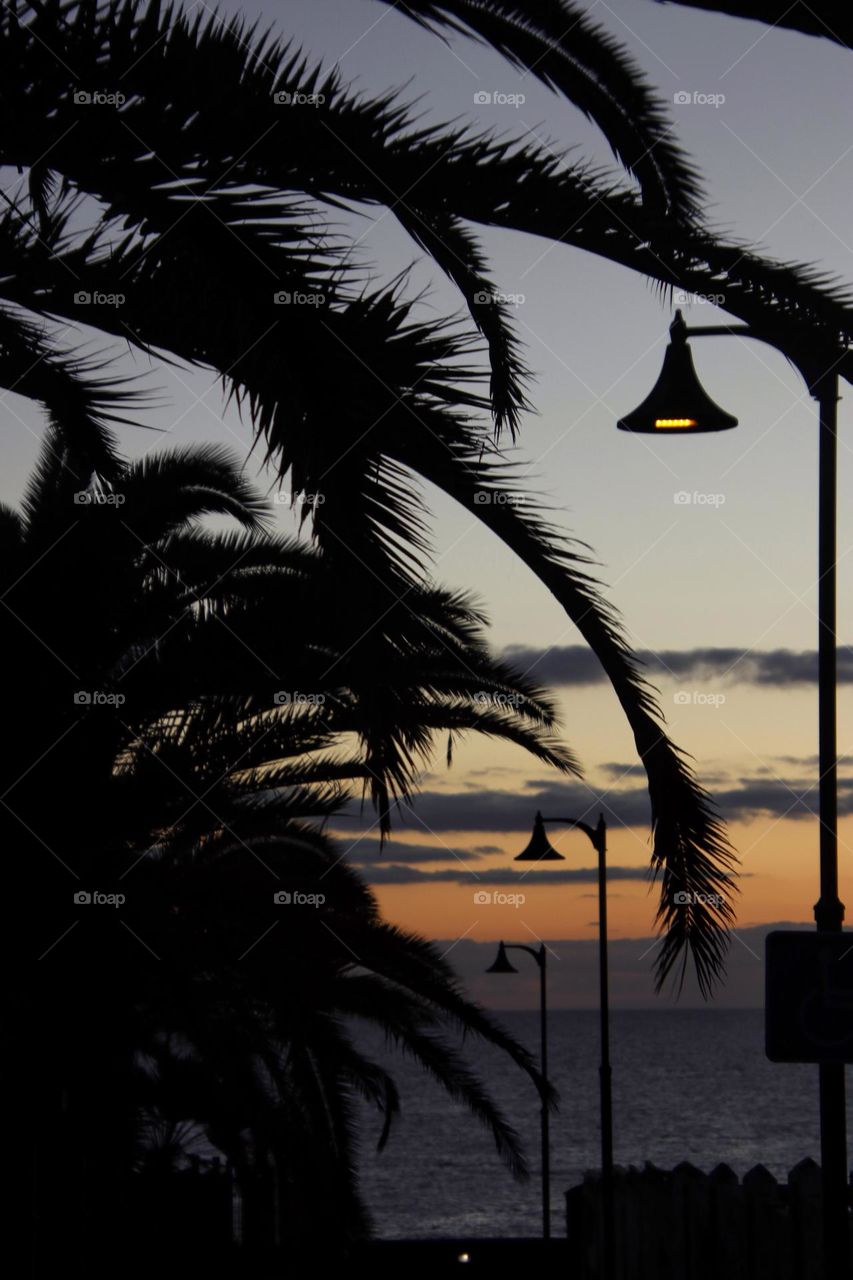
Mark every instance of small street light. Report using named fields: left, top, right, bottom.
left=486, top=940, right=551, bottom=1240
left=515, top=812, right=613, bottom=1279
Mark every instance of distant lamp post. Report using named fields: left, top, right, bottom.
left=618, top=309, right=847, bottom=1280
left=486, top=940, right=551, bottom=1240
left=515, top=811, right=613, bottom=1279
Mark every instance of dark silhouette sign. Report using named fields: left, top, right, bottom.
left=766, top=931, right=853, bottom=1062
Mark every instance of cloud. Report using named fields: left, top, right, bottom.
left=500, top=644, right=853, bottom=688
left=356, top=864, right=651, bottom=885
left=346, top=781, right=650, bottom=833
left=334, top=837, right=487, bottom=864
left=339, top=773, right=853, bottom=835
left=600, top=762, right=648, bottom=779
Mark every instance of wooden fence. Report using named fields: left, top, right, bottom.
left=127, top=1153, right=852, bottom=1277
left=566, top=1159, right=851, bottom=1279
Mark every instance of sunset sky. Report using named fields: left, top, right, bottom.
left=4, top=0, right=853, bottom=1002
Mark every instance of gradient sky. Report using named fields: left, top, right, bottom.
left=5, top=0, right=853, bottom=1001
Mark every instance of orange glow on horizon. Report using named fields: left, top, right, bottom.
left=358, top=815, right=850, bottom=944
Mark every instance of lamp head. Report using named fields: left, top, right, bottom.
left=485, top=941, right=518, bottom=974
left=617, top=312, right=738, bottom=435
left=514, top=811, right=565, bottom=862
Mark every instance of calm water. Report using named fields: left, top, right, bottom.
left=353, top=1009, right=853, bottom=1239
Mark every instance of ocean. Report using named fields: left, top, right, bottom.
left=354, top=1008, right=853, bottom=1239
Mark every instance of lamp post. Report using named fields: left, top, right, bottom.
left=515, top=811, right=613, bottom=1279
left=486, top=940, right=551, bottom=1239
left=617, top=310, right=848, bottom=1279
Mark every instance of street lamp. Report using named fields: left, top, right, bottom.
left=515, top=811, right=613, bottom=1279
left=485, top=941, right=551, bottom=1239
left=616, top=311, right=738, bottom=435
left=618, top=309, right=848, bottom=1279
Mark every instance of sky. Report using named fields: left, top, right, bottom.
left=5, top=0, right=853, bottom=1004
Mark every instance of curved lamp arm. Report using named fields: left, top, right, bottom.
left=542, top=814, right=607, bottom=855
left=504, top=942, right=545, bottom=968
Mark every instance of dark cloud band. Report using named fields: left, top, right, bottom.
left=338, top=775, right=853, bottom=836
left=501, top=644, right=853, bottom=688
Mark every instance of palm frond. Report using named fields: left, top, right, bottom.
left=0, top=304, right=145, bottom=480
left=389, top=0, right=705, bottom=220
left=393, top=422, right=738, bottom=994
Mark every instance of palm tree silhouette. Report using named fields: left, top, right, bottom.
left=16, top=0, right=843, bottom=992
left=4, top=435, right=566, bottom=1269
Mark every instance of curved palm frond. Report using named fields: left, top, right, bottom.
left=0, top=303, right=147, bottom=480
left=387, top=0, right=705, bottom=219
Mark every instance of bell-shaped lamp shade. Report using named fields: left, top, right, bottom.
left=486, top=941, right=518, bottom=974
left=617, top=312, right=738, bottom=435
left=514, top=811, right=565, bottom=862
